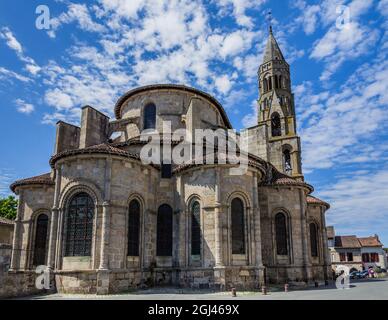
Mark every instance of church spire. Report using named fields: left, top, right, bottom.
left=262, top=27, right=286, bottom=64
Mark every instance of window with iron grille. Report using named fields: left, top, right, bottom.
left=144, top=103, right=156, bottom=130
left=310, top=223, right=319, bottom=257
left=65, top=193, right=94, bottom=257
left=231, top=198, right=245, bottom=255
left=157, top=204, right=173, bottom=256
left=33, top=213, right=49, bottom=266
left=127, top=199, right=140, bottom=256
left=191, top=201, right=201, bottom=256
left=275, top=212, right=288, bottom=255
left=340, top=252, right=346, bottom=262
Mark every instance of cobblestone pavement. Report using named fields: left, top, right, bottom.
left=16, top=278, right=388, bottom=300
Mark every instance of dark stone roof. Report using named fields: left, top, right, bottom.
left=307, top=195, right=330, bottom=209
left=49, top=143, right=142, bottom=168
left=334, top=235, right=361, bottom=248
left=262, top=29, right=286, bottom=64
left=114, top=84, right=232, bottom=129
left=0, top=217, right=14, bottom=226
left=10, top=173, right=54, bottom=193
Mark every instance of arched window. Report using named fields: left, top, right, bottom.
left=278, top=75, right=283, bottom=89
left=275, top=213, right=288, bottom=255
left=263, top=79, right=268, bottom=92
left=33, top=213, right=49, bottom=266
left=268, top=76, right=272, bottom=90
left=271, top=113, right=281, bottom=137
left=157, top=204, right=173, bottom=256
left=65, top=193, right=94, bottom=257
left=191, top=201, right=201, bottom=256
left=143, top=103, right=156, bottom=130
left=128, top=199, right=141, bottom=256
left=283, top=149, right=292, bottom=175
left=231, top=198, right=245, bottom=255
left=274, top=75, right=279, bottom=89
left=310, top=223, right=319, bottom=257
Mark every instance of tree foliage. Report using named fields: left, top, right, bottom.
left=0, top=196, right=18, bottom=220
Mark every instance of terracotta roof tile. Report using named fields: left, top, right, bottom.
left=50, top=143, right=141, bottom=168
left=307, top=195, right=330, bottom=208
left=10, top=173, right=54, bottom=193
left=358, top=236, right=383, bottom=247
left=261, top=166, right=314, bottom=192
left=334, top=235, right=361, bottom=248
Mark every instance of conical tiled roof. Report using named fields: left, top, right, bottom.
left=262, top=29, right=286, bottom=64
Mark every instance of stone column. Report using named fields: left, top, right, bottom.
left=299, top=189, right=312, bottom=282
left=47, top=208, right=59, bottom=269
left=10, top=190, right=24, bottom=271
left=320, top=207, right=330, bottom=280
left=214, top=169, right=223, bottom=267
left=99, top=201, right=110, bottom=270
left=253, top=173, right=265, bottom=285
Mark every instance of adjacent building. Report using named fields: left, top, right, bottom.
left=0, top=217, right=14, bottom=273
left=327, top=227, right=387, bottom=272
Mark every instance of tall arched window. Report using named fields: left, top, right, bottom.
left=191, top=201, right=201, bottom=256
left=33, top=213, right=49, bottom=266
left=128, top=199, right=141, bottom=256
left=263, top=79, right=268, bottom=92
left=144, top=103, right=156, bottom=130
left=271, top=113, right=282, bottom=137
left=274, top=75, right=279, bottom=89
left=278, top=75, right=283, bottom=89
left=65, top=192, right=94, bottom=257
left=157, top=204, right=173, bottom=256
left=310, top=223, right=319, bottom=257
left=283, top=149, right=292, bottom=175
left=231, top=198, right=245, bottom=255
left=275, top=212, right=288, bottom=255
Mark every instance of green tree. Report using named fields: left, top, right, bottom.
left=0, top=195, right=18, bottom=220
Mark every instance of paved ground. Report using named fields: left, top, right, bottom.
left=17, top=278, right=388, bottom=300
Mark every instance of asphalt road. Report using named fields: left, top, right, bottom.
left=17, top=278, right=388, bottom=300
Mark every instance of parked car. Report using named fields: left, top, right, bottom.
left=359, top=270, right=369, bottom=278
left=350, top=271, right=361, bottom=279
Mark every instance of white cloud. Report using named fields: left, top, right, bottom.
left=242, top=99, right=258, bottom=128
left=298, top=53, right=388, bottom=171
left=0, top=27, right=23, bottom=53
left=14, top=99, right=34, bottom=114
left=214, top=75, right=232, bottom=94
left=0, top=67, right=31, bottom=82
left=322, top=168, right=388, bottom=236
left=0, top=169, right=15, bottom=197
left=217, top=0, right=267, bottom=28
left=0, top=27, right=41, bottom=75
left=49, top=3, right=106, bottom=38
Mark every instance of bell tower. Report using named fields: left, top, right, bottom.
left=257, top=26, right=303, bottom=179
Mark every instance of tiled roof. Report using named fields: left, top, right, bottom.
left=358, top=236, right=383, bottom=247
left=114, top=84, right=232, bottom=128
left=10, top=173, right=54, bottom=193
left=172, top=151, right=267, bottom=174
left=334, top=236, right=361, bottom=248
left=50, top=143, right=142, bottom=168
left=307, top=195, right=330, bottom=208
left=261, top=167, right=314, bottom=192
left=0, top=217, right=14, bottom=226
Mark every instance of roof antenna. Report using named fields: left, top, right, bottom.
left=267, top=10, right=273, bottom=34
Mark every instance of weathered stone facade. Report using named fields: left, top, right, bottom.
left=7, top=30, right=331, bottom=296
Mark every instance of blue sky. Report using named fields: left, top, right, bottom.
left=0, top=0, right=387, bottom=244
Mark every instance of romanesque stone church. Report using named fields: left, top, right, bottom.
left=9, top=29, right=331, bottom=294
